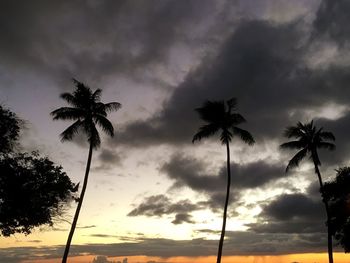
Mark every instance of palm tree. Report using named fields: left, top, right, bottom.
left=51, top=79, right=121, bottom=263
left=280, top=120, right=335, bottom=263
left=192, top=98, right=255, bottom=263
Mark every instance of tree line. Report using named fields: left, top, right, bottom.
left=1, top=79, right=350, bottom=263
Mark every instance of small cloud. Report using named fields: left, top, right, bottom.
left=76, top=224, right=96, bottom=229
left=171, top=213, right=195, bottom=225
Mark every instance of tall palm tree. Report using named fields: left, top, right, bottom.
left=192, top=98, right=254, bottom=263
left=280, top=120, right=335, bottom=263
left=51, top=79, right=121, bottom=263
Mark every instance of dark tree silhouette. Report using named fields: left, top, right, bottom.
left=192, top=98, right=254, bottom=263
left=0, top=105, right=77, bottom=236
left=323, top=167, right=350, bottom=252
left=51, top=79, right=121, bottom=263
left=280, top=120, right=335, bottom=263
left=0, top=152, right=77, bottom=236
left=0, top=105, right=20, bottom=153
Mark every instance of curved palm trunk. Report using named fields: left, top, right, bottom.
left=217, top=141, right=231, bottom=263
left=62, top=142, right=93, bottom=263
left=314, top=164, right=333, bottom=263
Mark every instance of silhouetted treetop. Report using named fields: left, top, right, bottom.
left=0, top=105, right=77, bottom=236
left=0, top=152, right=77, bottom=236
left=280, top=120, right=335, bottom=172
left=192, top=98, right=254, bottom=145
left=0, top=105, right=20, bottom=153
left=51, top=79, right=121, bottom=149
left=323, top=167, right=350, bottom=252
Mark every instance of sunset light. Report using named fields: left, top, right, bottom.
left=1, top=0, right=350, bottom=263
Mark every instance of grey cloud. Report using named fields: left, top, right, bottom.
left=0, top=232, right=338, bottom=261
left=249, top=193, right=325, bottom=234
left=313, top=0, right=350, bottom=45
left=90, top=234, right=119, bottom=239
left=98, top=149, right=122, bottom=164
left=171, top=213, right=195, bottom=225
left=0, top=0, right=223, bottom=88
left=160, top=154, right=224, bottom=193
left=263, top=193, right=323, bottom=221
left=76, top=224, right=96, bottom=229
left=316, top=113, right=350, bottom=166
left=112, top=19, right=306, bottom=147
left=93, top=148, right=123, bottom=171
left=160, top=153, right=286, bottom=212
left=225, top=161, right=285, bottom=189
left=26, top=240, right=42, bottom=243
left=111, top=3, right=350, bottom=157
left=127, top=195, right=202, bottom=224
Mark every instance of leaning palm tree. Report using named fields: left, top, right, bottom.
left=192, top=98, right=254, bottom=263
left=280, top=120, right=335, bottom=263
left=51, top=79, right=121, bottom=263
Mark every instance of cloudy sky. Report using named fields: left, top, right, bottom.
left=1, top=0, right=350, bottom=262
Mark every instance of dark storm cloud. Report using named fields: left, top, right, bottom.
left=127, top=194, right=202, bottom=224
left=112, top=0, right=350, bottom=155
left=249, top=193, right=325, bottom=234
left=146, top=153, right=285, bottom=213
left=162, top=154, right=284, bottom=191
left=316, top=113, right=350, bottom=166
left=112, top=19, right=305, bottom=147
left=0, top=0, right=219, bottom=87
left=313, top=0, right=350, bottom=45
left=263, top=193, right=323, bottom=221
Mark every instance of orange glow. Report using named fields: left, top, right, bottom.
left=23, top=253, right=350, bottom=263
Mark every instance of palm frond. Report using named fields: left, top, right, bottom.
left=280, top=140, right=304, bottom=150
left=192, top=123, right=220, bottom=143
left=51, top=107, right=85, bottom=121
left=104, top=102, right=122, bottom=113
left=226, top=98, right=237, bottom=111
left=53, top=79, right=120, bottom=150
left=284, top=125, right=305, bottom=139
left=94, top=115, right=114, bottom=137
left=220, top=129, right=232, bottom=144
left=318, top=142, right=336, bottom=151
left=92, top=89, right=102, bottom=102
left=60, top=120, right=83, bottom=142
left=320, top=131, right=336, bottom=141
left=232, top=126, right=255, bottom=145
left=195, top=100, right=225, bottom=123
left=286, top=148, right=307, bottom=172
left=229, top=113, right=246, bottom=125
left=60, top=93, right=77, bottom=106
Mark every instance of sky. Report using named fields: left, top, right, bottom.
left=1, top=0, right=350, bottom=262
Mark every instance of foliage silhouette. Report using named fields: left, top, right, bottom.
left=192, top=98, right=254, bottom=263
left=323, top=167, right=350, bottom=252
left=0, top=152, right=77, bottom=236
left=280, top=120, right=335, bottom=263
left=51, top=79, right=121, bottom=263
left=0, top=105, right=77, bottom=236
left=0, top=105, right=20, bottom=153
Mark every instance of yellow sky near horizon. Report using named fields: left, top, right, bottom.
left=22, top=253, right=350, bottom=263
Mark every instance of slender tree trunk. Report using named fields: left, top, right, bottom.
left=62, top=142, right=93, bottom=263
left=314, top=163, right=333, bottom=263
left=217, top=141, right=231, bottom=263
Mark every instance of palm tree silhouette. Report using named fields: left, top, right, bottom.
left=51, top=79, right=121, bottom=263
left=280, top=120, right=335, bottom=263
left=192, top=98, right=254, bottom=263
